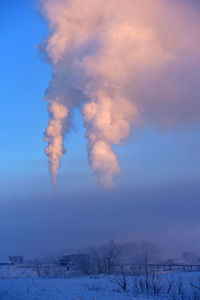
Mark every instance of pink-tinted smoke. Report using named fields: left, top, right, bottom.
left=40, top=0, right=200, bottom=186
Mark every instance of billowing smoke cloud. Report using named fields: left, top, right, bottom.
left=39, top=0, right=200, bottom=186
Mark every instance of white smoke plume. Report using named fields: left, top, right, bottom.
left=40, top=0, right=200, bottom=186
left=44, top=101, right=68, bottom=186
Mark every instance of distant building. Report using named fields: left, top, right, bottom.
left=0, top=261, right=14, bottom=266
left=57, top=253, right=89, bottom=271
left=8, top=256, right=23, bottom=264
left=182, top=252, right=200, bottom=264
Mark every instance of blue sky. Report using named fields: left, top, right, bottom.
left=0, top=0, right=200, bottom=257
left=0, top=1, right=50, bottom=192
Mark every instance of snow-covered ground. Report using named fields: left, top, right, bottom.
left=0, top=265, right=37, bottom=279
left=0, top=268, right=200, bottom=300
left=0, top=276, right=136, bottom=300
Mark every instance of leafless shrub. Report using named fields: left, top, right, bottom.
left=111, top=266, right=128, bottom=292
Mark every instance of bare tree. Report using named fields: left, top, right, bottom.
left=89, top=240, right=120, bottom=275
left=103, top=240, right=121, bottom=274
